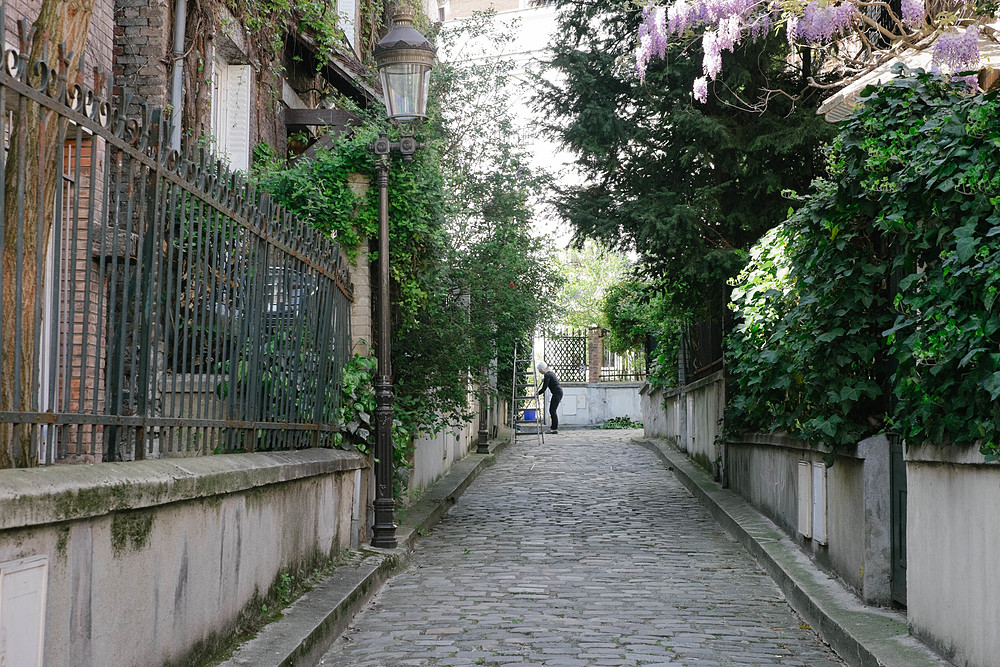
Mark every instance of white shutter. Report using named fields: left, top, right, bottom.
left=338, top=0, right=358, bottom=53
left=225, top=65, right=252, bottom=172
left=797, top=461, right=812, bottom=538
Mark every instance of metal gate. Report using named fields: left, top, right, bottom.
left=889, top=433, right=907, bottom=606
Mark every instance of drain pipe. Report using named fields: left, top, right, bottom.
left=169, top=0, right=187, bottom=152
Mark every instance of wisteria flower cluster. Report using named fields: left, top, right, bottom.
left=900, top=0, right=925, bottom=26
left=637, top=5, right=669, bottom=82
left=787, top=2, right=856, bottom=46
left=635, top=0, right=861, bottom=100
left=931, top=26, right=981, bottom=73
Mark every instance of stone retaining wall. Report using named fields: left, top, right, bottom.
left=0, top=449, right=368, bottom=667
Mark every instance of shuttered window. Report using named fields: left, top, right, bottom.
left=211, top=59, right=251, bottom=172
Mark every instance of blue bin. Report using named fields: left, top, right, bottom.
left=523, top=409, right=537, bottom=421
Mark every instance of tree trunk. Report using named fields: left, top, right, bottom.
left=0, top=0, right=95, bottom=468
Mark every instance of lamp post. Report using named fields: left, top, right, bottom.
left=370, top=5, right=435, bottom=549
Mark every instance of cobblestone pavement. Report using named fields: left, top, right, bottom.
left=321, top=429, right=844, bottom=666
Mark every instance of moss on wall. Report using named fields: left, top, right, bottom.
left=110, top=510, right=155, bottom=557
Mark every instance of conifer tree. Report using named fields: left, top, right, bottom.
left=535, top=0, right=835, bottom=314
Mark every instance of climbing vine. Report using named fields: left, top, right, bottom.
left=727, top=67, right=1000, bottom=458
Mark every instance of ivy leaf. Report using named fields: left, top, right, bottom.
left=983, top=372, right=1000, bottom=401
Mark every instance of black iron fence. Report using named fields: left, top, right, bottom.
left=600, top=340, right=646, bottom=382
left=0, top=17, right=353, bottom=466
left=684, top=314, right=725, bottom=383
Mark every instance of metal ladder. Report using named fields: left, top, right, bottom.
left=510, top=339, right=544, bottom=447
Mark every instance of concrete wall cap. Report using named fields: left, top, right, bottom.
left=904, top=442, right=994, bottom=466
left=0, top=449, right=368, bottom=530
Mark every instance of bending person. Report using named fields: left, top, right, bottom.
left=536, top=362, right=563, bottom=435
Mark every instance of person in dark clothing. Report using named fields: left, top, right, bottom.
left=536, top=362, right=563, bottom=434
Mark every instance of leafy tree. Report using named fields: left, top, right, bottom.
left=435, top=12, right=563, bottom=398
left=535, top=0, right=834, bottom=319
left=553, top=240, right=632, bottom=329
left=260, top=12, right=561, bottom=472
left=2, top=0, right=96, bottom=467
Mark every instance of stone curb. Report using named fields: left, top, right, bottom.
left=219, top=435, right=513, bottom=667
left=634, top=437, right=947, bottom=667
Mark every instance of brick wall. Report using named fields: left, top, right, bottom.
left=3, top=0, right=115, bottom=75
left=346, top=173, right=372, bottom=356
left=113, top=0, right=170, bottom=113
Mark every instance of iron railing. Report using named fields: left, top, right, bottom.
left=0, top=17, right=353, bottom=466
left=538, top=328, right=647, bottom=383
left=600, top=341, right=646, bottom=382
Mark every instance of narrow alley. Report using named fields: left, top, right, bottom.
left=321, top=430, right=843, bottom=666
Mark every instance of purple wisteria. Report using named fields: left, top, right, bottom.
left=931, top=26, right=981, bottom=73
left=637, top=5, right=668, bottom=82
left=635, top=0, right=857, bottom=99
left=787, top=2, right=856, bottom=46
left=693, top=76, right=709, bottom=102
left=900, top=0, right=925, bottom=26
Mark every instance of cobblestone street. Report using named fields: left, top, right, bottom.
left=321, top=429, right=844, bottom=666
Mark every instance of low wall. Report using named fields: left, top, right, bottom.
left=554, top=382, right=643, bottom=427
left=410, top=420, right=476, bottom=493
left=905, top=444, right=1000, bottom=666
left=408, top=395, right=509, bottom=495
left=640, top=372, right=724, bottom=473
left=640, top=375, right=891, bottom=606
left=726, top=434, right=890, bottom=603
left=0, top=449, right=368, bottom=667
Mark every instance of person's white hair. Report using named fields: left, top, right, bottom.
left=536, top=362, right=548, bottom=372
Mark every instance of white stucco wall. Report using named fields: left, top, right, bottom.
left=409, top=420, right=475, bottom=493
left=905, top=445, right=1000, bottom=666
left=640, top=372, right=724, bottom=471
left=546, top=382, right=643, bottom=427
left=0, top=450, right=368, bottom=667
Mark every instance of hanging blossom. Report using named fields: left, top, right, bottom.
left=900, top=0, right=925, bottom=27
left=693, top=76, right=709, bottom=102
left=637, top=5, right=668, bottom=82
left=635, top=0, right=855, bottom=98
left=788, top=1, right=856, bottom=46
left=635, top=0, right=766, bottom=85
left=931, top=25, right=981, bottom=73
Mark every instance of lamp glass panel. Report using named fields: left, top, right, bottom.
left=379, top=63, right=432, bottom=121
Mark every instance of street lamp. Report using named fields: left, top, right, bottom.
left=370, top=5, right=436, bottom=549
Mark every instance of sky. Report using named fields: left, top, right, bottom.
left=439, top=4, right=579, bottom=248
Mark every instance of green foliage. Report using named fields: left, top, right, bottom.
left=334, top=353, right=376, bottom=453
left=553, top=240, right=631, bottom=329
left=727, top=68, right=1000, bottom=457
left=601, top=278, right=681, bottom=388
left=726, top=192, right=891, bottom=448
left=536, top=0, right=835, bottom=315
left=600, top=416, right=643, bottom=429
